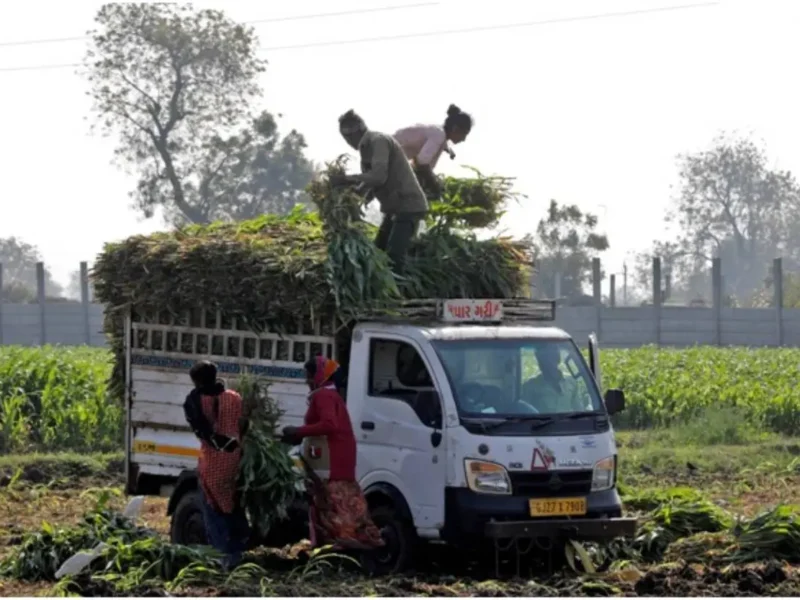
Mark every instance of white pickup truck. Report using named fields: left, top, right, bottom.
left=123, top=298, right=636, bottom=572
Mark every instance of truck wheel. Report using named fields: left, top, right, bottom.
left=367, top=504, right=415, bottom=574
left=170, top=490, right=207, bottom=546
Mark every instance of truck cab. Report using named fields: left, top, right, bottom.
left=124, top=298, right=635, bottom=572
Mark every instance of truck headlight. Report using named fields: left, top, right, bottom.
left=591, top=456, right=616, bottom=492
left=465, top=459, right=512, bottom=495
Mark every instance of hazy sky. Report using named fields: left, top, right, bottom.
left=1, top=0, right=798, bottom=289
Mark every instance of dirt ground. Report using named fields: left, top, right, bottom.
left=2, top=442, right=800, bottom=597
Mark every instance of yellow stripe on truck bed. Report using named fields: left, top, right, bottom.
left=133, top=440, right=200, bottom=458
left=133, top=440, right=304, bottom=470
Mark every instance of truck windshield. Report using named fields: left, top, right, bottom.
left=432, top=339, right=603, bottom=417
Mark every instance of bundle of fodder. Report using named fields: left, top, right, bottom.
left=662, top=505, right=800, bottom=566
left=403, top=228, right=531, bottom=298
left=93, top=160, right=532, bottom=400
left=235, top=375, right=303, bottom=538
left=663, top=531, right=736, bottom=564
left=726, top=504, right=800, bottom=564
left=612, top=486, right=734, bottom=563
left=415, top=165, right=520, bottom=230
left=306, top=158, right=401, bottom=316
left=436, top=168, right=519, bottom=229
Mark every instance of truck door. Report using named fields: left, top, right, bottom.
left=347, top=332, right=446, bottom=535
left=588, top=332, right=602, bottom=392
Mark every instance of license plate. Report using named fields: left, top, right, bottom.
left=133, top=440, right=156, bottom=454
left=529, top=497, right=587, bottom=517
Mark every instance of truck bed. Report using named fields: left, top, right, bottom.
left=125, top=313, right=336, bottom=494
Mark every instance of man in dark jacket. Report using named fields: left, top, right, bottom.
left=332, top=109, right=428, bottom=274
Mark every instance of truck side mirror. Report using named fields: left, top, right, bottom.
left=604, top=389, right=625, bottom=415
left=414, top=390, right=443, bottom=430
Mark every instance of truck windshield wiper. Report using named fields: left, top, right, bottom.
left=464, top=415, right=554, bottom=433
left=529, top=411, right=605, bottom=430
left=464, top=411, right=606, bottom=433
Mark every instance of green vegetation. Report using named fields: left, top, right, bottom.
left=3, top=478, right=800, bottom=595
left=603, top=346, right=800, bottom=435
left=2, top=417, right=800, bottom=596
left=91, top=162, right=532, bottom=403
left=0, top=347, right=119, bottom=454
left=235, top=376, right=302, bottom=537
left=3, top=343, right=800, bottom=593
left=3, top=345, right=800, bottom=454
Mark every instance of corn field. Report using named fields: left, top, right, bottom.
left=2, top=345, right=800, bottom=595
left=601, top=346, right=800, bottom=435
left=2, top=345, right=800, bottom=454
left=0, top=346, right=120, bottom=453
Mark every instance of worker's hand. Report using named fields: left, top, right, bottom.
left=328, top=173, right=350, bottom=187
left=211, top=433, right=240, bottom=453
left=281, top=426, right=302, bottom=445
left=355, top=183, right=374, bottom=203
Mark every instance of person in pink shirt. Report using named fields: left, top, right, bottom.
left=393, top=104, right=473, bottom=196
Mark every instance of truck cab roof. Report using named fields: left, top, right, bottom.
left=352, top=298, right=567, bottom=343
left=355, top=323, right=572, bottom=342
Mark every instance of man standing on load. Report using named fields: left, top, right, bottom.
left=332, top=109, right=428, bottom=275
left=183, top=360, right=250, bottom=570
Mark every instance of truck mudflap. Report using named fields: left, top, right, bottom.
left=484, top=517, right=637, bottom=541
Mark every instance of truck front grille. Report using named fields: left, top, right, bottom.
left=509, top=470, right=593, bottom=497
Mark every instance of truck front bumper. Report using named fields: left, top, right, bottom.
left=443, top=487, right=636, bottom=542
left=484, top=516, right=637, bottom=540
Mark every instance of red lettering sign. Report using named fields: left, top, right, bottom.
left=447, top=303, right=472, bottom=320
left=474, top=300, right=501, bottom=319
left=443, top=299, right=504, bottom=322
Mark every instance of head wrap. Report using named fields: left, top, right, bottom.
left=313, top=355, right=341, bottom=389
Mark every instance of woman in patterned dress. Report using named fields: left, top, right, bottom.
left=282, top=356, right=384, bottom=550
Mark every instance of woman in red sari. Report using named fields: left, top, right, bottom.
left=282, top=356, right=384, bottom=550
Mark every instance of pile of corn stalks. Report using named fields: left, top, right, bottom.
left=579, top=487, right=800, bottom=572
left=93, top=159, right=532, bottom=400
left=0, top=503, right=219, bottom=585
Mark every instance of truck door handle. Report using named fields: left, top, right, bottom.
left=361, top=421, right=375, bottom=431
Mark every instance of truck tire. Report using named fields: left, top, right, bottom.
left=170, top=489, right=207, bottom=546
left=367, top=504, right=416, bottom=575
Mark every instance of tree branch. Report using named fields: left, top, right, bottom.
left=147, top=129, right=207, bottom=223
left=112, top=103, right=154, bottom=136
left=164, top=49, right=186, bottom=135
left=120, top=73, right=161, bottom=116
left=198, top=147, right=236, bottom=206
left=709, top=178, right=744, bottom=242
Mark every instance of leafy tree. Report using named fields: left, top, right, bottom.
left=669, top=133, right=800, bottom=299
left=84, top=3, right=315, bottom=225
left=0, top=237, right=62, bottom=299
left=162, top=112, right=317, bottom=225
left=532, top=200, right=609, bottom=300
